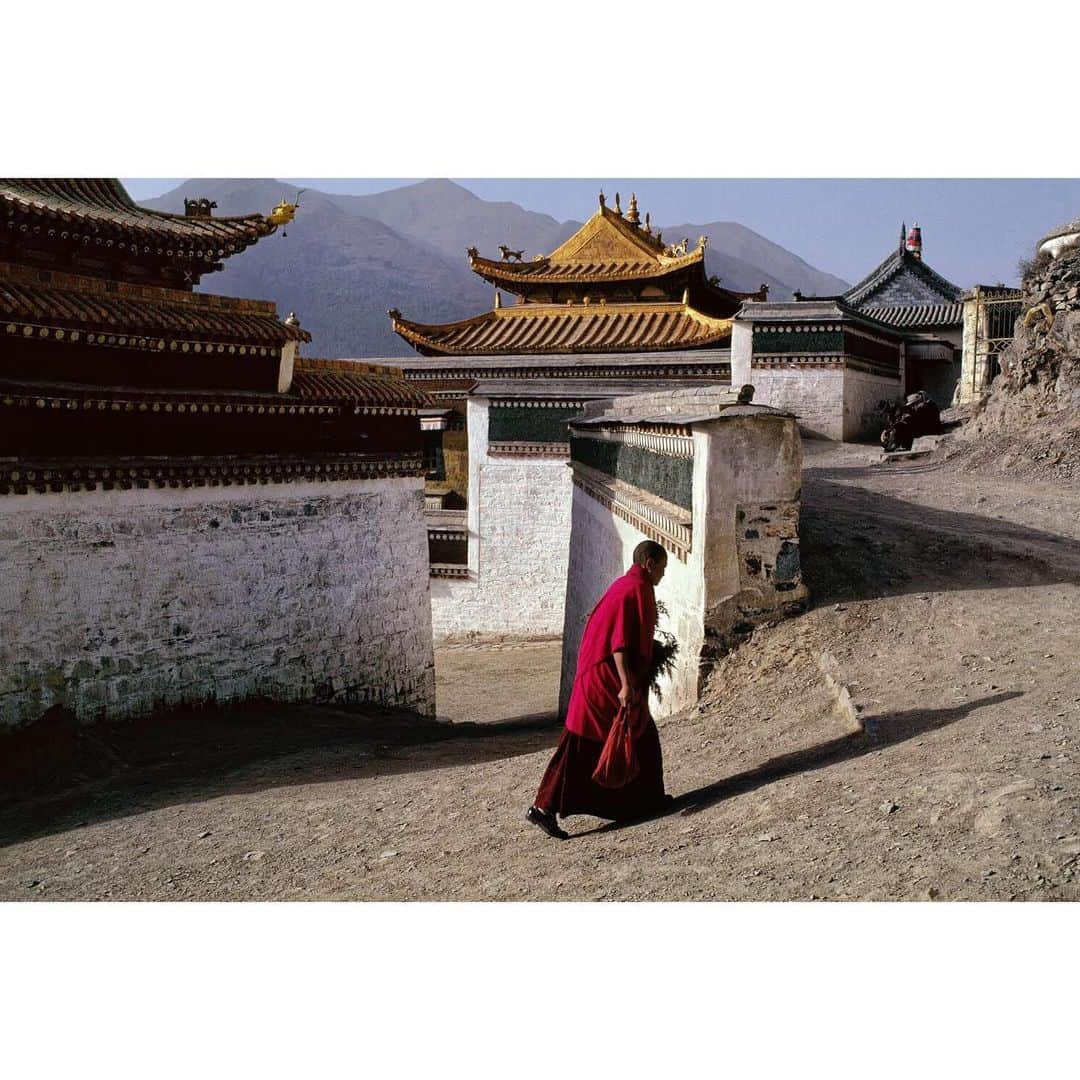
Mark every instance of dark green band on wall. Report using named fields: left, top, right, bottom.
left=488, top=405, right=581, bottom=443
left=570, top=435, right=693, bottom=511
left=753, top=328, right=843, bottom=354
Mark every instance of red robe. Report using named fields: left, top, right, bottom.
left=534, top=564, right=667, bottom=821
left=565, top=563, right=657, bottom=741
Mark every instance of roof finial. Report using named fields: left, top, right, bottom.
left=906, top=221, right=922, bottom=260
left=643, top=211, right=651, bottom=235
left=900, top=221, right=906, bottom=250
left=494, top=290, right=502, bottom=309
left=598, top=190, right=606, bottom=210
left=626, top=192, right=640, bottom=225
left=614, top=192, right=622, bottom=216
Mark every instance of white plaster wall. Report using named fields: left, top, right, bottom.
left=842, top=368, right=903, bottom=441
left=0, top=477, right=435, bottom=729
left=558, top=484, right=703, bottom=721
left=430, top=397, right=573, bottom=641
left=730, top=320, right=752, bottom=387
left=748, top=367, right=845, bottom=440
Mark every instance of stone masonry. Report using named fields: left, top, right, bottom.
left=0, top=476, right=435, bottom=728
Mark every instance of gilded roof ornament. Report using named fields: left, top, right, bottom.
left=643, top=212, right=652, bottom=236
left=614, top=192, right=622, bottom=216
left=268, top=189, right=304, bottom=237
left=598, top=191, right=606, bottom=209
left=626, top=193, right=640, bottom=226
left=698, top=235, right=708, bottom=251
left=498, top=244, right=525, bottom=262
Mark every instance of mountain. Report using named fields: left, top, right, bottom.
left=663, top=220, right=851, bottom=298
left=140, top=179, right=850, bottom=357
left=143, top=180, right=491, bottom=357
left=328, top=179, right=581, bottom=265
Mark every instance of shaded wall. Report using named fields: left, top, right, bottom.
left=0, top=477, right=435, bottom=728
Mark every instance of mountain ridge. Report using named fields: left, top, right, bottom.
left=142, top=179, right=850, bottom=357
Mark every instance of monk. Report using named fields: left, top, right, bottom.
left=527, top=540, right=672, bottom=840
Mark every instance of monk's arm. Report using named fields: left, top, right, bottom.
left=613, top=649, right=641, bottom=708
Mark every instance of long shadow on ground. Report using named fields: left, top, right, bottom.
left=0, top=705, right=563, bottom=849
left=576, top=691, right=1022, bottom=837
left=800, top=478, right=1080, bottom=605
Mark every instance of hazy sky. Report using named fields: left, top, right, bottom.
left=123, top=177, right=1080, bottom=289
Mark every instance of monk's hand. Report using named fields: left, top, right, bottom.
left=619, top=682, right=641, bottom=710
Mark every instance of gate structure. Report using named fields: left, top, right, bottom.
left=958, top=286, right=1023, bottom=404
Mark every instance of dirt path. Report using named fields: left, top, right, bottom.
left=2, top=443, right=1078, bottom=901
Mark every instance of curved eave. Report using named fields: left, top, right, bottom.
left=390, top=303, right=733, bottom=357
left=1, top=279, right=310, bottom=348
left=0, top=180, right=278, bottom=259
left=467, top=248, right=704, bottom=288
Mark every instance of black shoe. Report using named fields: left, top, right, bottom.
left=526, top=806, right=569, bottom=840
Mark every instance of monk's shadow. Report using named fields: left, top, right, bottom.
left=576, top=690, right=1022, bottom=836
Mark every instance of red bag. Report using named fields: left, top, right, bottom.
left=591, top=707, right=641, bottom=789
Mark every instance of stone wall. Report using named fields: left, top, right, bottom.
left=429, top=397, right=572, bottom=641
left=0, top=477, right=435, bottom=729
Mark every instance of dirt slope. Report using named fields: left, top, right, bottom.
left=1, top=444, right=1078, bottom=901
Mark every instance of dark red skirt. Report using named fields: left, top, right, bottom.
left=534, top=721, right=667, bottom=821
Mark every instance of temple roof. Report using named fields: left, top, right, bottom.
left=1, top=261, right=309, bottom=352
left=468, top=202, right=705, bottom=287
left=843, top=244, right=962, bottom=309
left=390, top=301, right=733, bottom=357
left=0, top=179, right=277, bottom=253
left=0, top=358, right=433, bottom=414
left=860, top=301, right=963, bottom=329
left=290, top=359, right=434, bottom=408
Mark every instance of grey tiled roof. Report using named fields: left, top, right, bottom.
left=860, top=302, right=963, bottom=329
left=843, top=247, right=962, bottom=308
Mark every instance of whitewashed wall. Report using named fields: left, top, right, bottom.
left=560, top=409, right=809, bottom=721
left=0, top=476, right=435, bottom=729
left=558, top=485, right=702, bottom=721
left=430, top=397, right=572, bottom=642
left=745, top=367, right=846, bottom=440
left=842, top=367, right=904, bottom=441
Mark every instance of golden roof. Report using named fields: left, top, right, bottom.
left=469, top=202, right=706, bottom=286
left=390, top=300, right=732, bottom=357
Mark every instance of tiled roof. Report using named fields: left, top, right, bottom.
left=0, top=179, right=276, bottom=254
left=468, top=204, right=704, bottom=289
left=469, top=249, right=702, bottom=285
left=843, top=246, right=962, bottom=308
left=390, top=302, right=733, bottom=357
left=859, top=302, right=964, bottom=329
left=0, top=361, right=433, bottom=414
left=0, top=274, right=308, bottom=349
left=291, top=359, right=434, bottom=408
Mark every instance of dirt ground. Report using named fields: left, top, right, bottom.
left=2, top=439, right=1079, bottom=901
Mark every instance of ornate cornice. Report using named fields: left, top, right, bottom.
left=3, top=318, right=287, bottom=357
left=570, top=461, right=692, bottom=562
left=430, top=564, right=470, bottom=579
left=571, top=424, right=694, bottom=458
left=0, top=385, right=420, bottom=418
left=0, top=453, right=425, bottom=495
left=487, top=441, right=570, bottom=457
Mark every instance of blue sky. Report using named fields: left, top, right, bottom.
left=123, top=178, right=1080, bottom=289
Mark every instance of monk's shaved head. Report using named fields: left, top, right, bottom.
left=633, top=540, right=667, bottom=568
